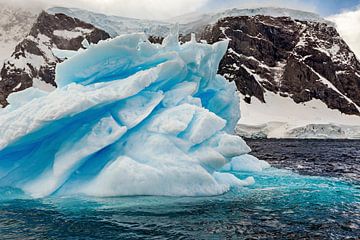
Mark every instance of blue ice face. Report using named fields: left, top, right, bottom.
left=0, top=28, right=257, bottom=198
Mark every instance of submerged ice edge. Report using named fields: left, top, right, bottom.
left=0, top=27, right=265, bottom=198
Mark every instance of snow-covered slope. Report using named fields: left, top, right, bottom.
left=0, top=11, right=110, bottom=107
left=47, top=7, right=172, bottom=37
left=170, top=7, right=331, bottom=24
left=237, top=92, right=360, bottom=139
left=169, top=7, right=333, bottom=33
left=0, top=5, right=39, bottom=67
left=48, top=7, right=332, bottom=38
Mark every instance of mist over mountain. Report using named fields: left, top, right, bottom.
left=0, top=4, right=40, bottom=66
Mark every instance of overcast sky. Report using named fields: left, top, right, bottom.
left=2, top=0, right=359, bottom=20
left=328, top=7, right=360, bottom=58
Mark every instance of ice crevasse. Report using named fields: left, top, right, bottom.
left=0, top=27, right=268, bottom=198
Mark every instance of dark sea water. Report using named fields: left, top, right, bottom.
left=0, top=139, right=359, bottom=239
left=247, top=139, right=360, bottom=184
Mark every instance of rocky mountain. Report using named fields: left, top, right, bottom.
left=49, top=7, right=333, bottom=39
left=194, top=15, right=360, bottom=138
left=199, top=15, right=360, bottom=115
left=1, top=7, right=359, bottom=138
left=0, top=11, right=110, bottom=107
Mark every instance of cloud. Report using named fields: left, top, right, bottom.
left=0, top=0, right=320, bottom=20
left=0, top=0, right=45, bottom=11
left=328, top=7, right=360, bottom=59
left=0, top=0, right=207, bottom=20
left=205, top=0, right=317, bottom=13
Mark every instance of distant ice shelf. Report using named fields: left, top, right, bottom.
left=237, top=92, right=360, bottom=139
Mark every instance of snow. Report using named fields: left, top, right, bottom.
left=47, top=7, right=172, bottom=37
left=0, top=29, right=263, bottom=198
left=0, top=42, right=17, bottom=68
left=296, top=36, right=307, bottom=48
left=53, top=28, right=92, bottom=40
left=53, top=30, right=83, bottom=39
left=12, top=83, right=22, bottom=91
left=52, top=48, right=79, bottom=60
left=308, top=66, right=360, bottom=111
left=32, top=78, right=56, bottom=92
left=220, top=27, right=230, bottom=40
left=329, top=44, right=340, bottom=56
left=48, top=7, right=331, bottom=40
left=228, top=48, right=274, bottom=72
left=8, top=51, right=46, bottom=71
left=314, top=44, right=343, bottom=62
left=169, top=7, right=332, bottom=35
left=4, top=33, right=58, bottom=84
left=237, top=91, right=360, bottom=139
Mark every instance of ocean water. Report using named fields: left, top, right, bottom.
left=0, top=140, right=359, bottom=239
left=247, top=139, right=360, bottom=183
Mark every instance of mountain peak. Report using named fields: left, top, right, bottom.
left=169, top=7, right=332, bottom=25
left=47, top=7, right=171, bottom=37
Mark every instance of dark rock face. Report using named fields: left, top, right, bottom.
left=0, top=11, right=110, bottom=107
left=199, top=16, right=360, bottom=115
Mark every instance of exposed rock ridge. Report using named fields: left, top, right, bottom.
left=199, top=15, right=360, bottom=115
left=0, top=11, right=110, bottom=107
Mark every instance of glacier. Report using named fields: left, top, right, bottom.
left=0, top=28, right=262, bottom=198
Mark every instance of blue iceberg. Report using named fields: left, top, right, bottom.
left=0, top=28, right=259, bottom=198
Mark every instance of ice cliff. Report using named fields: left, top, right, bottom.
left=0, top=28, right=262, bottom=198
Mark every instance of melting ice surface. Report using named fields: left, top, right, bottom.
left=0, top=28, right=265, bottom=198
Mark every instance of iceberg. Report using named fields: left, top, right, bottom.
left=222, top=154, right=271, bottom=172
left=0, top=29, right=260, bottom=198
